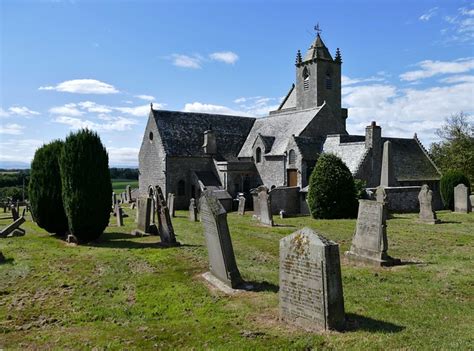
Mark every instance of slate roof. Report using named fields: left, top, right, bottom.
left=152, top=109, right=256, bottom=161
left=238, top=106, right=322, bottom=158
left=293, top=136, right=324, bottom=161
left=304, top=34, right=333, bottom=62
left=276, top=84, right=296, bottom=111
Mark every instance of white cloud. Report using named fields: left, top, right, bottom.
left=106, top=147, right=139, bottom=166
left=39, top=79, right=119, bottom=94
left=183, top=102, right=247, bottom=116
left=0, top=123, right=24, bottom=135
left=171, top=54, right=202, bottom=69
left=209, top=51, right=239, bottom=64
left=342, top=75, right=386, bottom=87
left=77, top=101, right=112, bottom=114
left=8, top=106, right=40, bottom=116
left=53, top=115, right=137, bottom=132
left=49, top=103, right=83, bottom=116
left=0, top=138, right=43, bottom=162
left=135, top=94, right=155, bottom=101
left=400, top=58, right=474, bottom=81
left=441, top=7, right=474, bottom=43
left=0, top=108, right=9, bottom=118
left=419, top=7, right=438, bottom=21
left=115, top=103, right=163, bottom=117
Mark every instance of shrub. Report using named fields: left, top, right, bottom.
left=354, top=179, right=368, bottom=199
left=60, top=129, right=112, bottom=243
left=28, top=141, right=68, bottom=235
left=307, top=153, right=358, bottom=219
left=440, top=170, right=470, bottom=210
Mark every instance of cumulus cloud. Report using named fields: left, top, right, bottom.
left=171, top=54, right=202, bottom=69
left=39, top=79, right=119, bottom=94
left=209, top=51, right=239, bottom=64
left=400, top=58, right=474, bottom=81
left=106, top=147, right=139, bottom=166
left=0, top=138, right=43, bottom=162
left=53, top=115, right=137, bottom=132
left=0, top=123, right=24, bottom=135
left=49, top=103, right=84, bottom=116
left=135, top=94, right=155, bottom=101
left=183, top=102, right=246, bottom=116
left=184, top=96, right=279, bottom=117
left=8, top=106, right=40, bottom=116
left=419, top=7, right=438, bottom=21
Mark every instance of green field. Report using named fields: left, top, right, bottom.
left=112, top=179, right=138, bottom=194
left=0, top=208, right=473, bottom=350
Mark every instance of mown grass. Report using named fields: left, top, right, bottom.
left=112, top=180, right=138, bottom=194
left=0, top=207, right=473, bottom=350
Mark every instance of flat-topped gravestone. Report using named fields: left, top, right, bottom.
left=156, top=187, right=179, bottom=246
left=132, top=196, right=152, bottom=235
left=200, top=190, right=242, bottom=289
left=454, top=184, right=471, bottom=213
left=237, top=196, right=246, bottom=215
left=167, top=193, right=176, bottom=218
left=189, top=198, right=198, bottom=222
left=126, top=185, right=132, bottom=203
left=280, top=227, right=345, bottom=331
left=345, top=194, right=400, bottom=266
left=418, top=184, right=440, bottom=224
left=257, top=186, right=273, bottom=226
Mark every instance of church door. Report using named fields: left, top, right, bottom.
left=287, top=169, right=298, bottom=187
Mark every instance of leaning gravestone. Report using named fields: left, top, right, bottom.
left=0, top=217, right=26, bottom=238
left=280, top=227, right=345, bottom=331
left=167, top=193, right=176, bottom=218
left=156, top=187, right=179, bottom=246
left=200, top=190, right=242, bottom=289
left=345, top=187, right=400, bottom=266
left=237, top=196, right=246, bottom=216
left=126, top=185, right=132, bottom=203
left=454, top=184, right=471, bottom=213
left=132, top=196, right=152, bottom=235
left=189, top=198, right=198, bottom=222
left=418, top=184, right=440, bottom=224
left=257, top=186, right=273, bottom=226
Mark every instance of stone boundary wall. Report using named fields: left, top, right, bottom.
left=367, top=186, right=422, bottom=213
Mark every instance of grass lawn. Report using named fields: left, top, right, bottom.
left=0, top=207, right=473, bottom=350
left=112, top=179, right=138, bottom=194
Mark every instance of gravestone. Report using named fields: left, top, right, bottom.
left=167, top=193, right=176, bottom=218
left=380, top=141, right=396, bottom=187
left=189, top=198, right=198, bottom=222
left=250, top=189, right=260, bottom=218
left=0, top=217, right=26, bottom=238
left=345, top=188, right=400, bottom=266
left=132, top=196, right=152, bottom=235
left=454, top=184, right=471, bottom=213
left=470, top=195, right=474, bottom=209
left=115, top=204, right=123, bottom=227
left=418, top=184, right=440, bottom=224
left=16, top=201, right=19, bottom=215
left=280, top=227, right=345, bottom=331
left=257, top=186, right=273, bottom=226
left=11, top=206, right=19, bottom=221
left=126, top=185, right=132, bottom=203
left=155, top=187, right=179, bottom=246
left=237, top=196, right=246, bottom=216
left=200, top=190, right=242, bottom=289
left=121, top=192, right=126, bottom=204
left=112, top=192, right=117, bottom=206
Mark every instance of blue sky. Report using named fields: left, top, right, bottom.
left=1, top=0, right=473, bottom=167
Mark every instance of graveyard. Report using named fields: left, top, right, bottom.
left=0, top=204, right=472, bottom=349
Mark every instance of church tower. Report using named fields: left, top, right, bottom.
left=295, top=28, right=345, bottom=120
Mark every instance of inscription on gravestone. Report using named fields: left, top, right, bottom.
left=279, top=227, right=345, bottom=331
left=200, top=190, right=242, bottom=289
left=418, top=184, right=440, bottom=224
left=454, top=184, right=471, bottom=213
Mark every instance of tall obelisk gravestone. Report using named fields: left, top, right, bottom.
left=380, top=140, right=396, bottom=187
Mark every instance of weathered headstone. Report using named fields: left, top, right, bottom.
left=280, top=227, right=345, bottom=331
left=345, top=188, right=400, bottom=266
left=257, top=186, right=273, bottom=226
left=470, top=195, right=474, bottom=209
left=115, top=205, right=123, bottom=227
left=0, top=217, right=26, bottom=238
left=418, top=184, right=440, bottom=224
left=11, top=206, right=19, bottom=221
left=132, top=196, right=152, bottom=235
left=156, top=187, right=179, bottom=246
left=454, top=184, right=471, bottom=213
left=121, top=192, right=126, bottom=204
left=126, top=185, right=132, bottom=203
left=167, top=193, right=176, bottom=218
left=250, top=189, right=260, bottom=218
left=237, top=196, right=246, bottom=216
left=200, top=190, right=242, bottom=289
left=189, top=198, right=198, bottom=222
left=380, top=140, right=396, bottom=187
left=112, top=192, right=117, bottom=206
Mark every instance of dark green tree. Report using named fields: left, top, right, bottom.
left=307, top=153, right=358, bottom=219
left=28, top=140, right=68, bottom=235
left=439, top=170, right=470, bottom=210
left=60, top=129, right=112, bottom=243
left=430, top=112, right=474, bottom=184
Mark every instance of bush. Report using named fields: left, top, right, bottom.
left=354, top=179, right=368, bottom=199
left=440, top=170, right=471, bottom=210
left=28, top=141, right=68, bottom=235
left=307, top=153, right=358, bottom=219
left=60, top=129, right=112, bottom=243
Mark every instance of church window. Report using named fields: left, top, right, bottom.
left=288, top=149, right=296, bottom=165
left=177, top=180, right=185, bottom=196
left=256, top=147, right=262, bottom=163
left=303, top=67, right=310, bottom=91
left=149, top=131, right=153, bottom=141
left=325, top=72, right=332, bottom=90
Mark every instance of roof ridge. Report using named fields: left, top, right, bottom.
left=413, top=133, right=442, bottom=176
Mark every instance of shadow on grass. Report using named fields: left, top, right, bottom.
left=397, top=260, right=430, bottom=266
left=245, top=280, right=279, bottom=293
left=345, top=313, right=405, bottom=333
left=439, top=220, right=462, bottom=224
left=0, top=257, right=15, bottom=265
left=88, top=232, right=203, bottom=250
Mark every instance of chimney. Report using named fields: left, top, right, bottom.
left=202, top=129, right=217, bottom=155
left=365, top=121, right=381, bottom=149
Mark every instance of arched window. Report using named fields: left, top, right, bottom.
left=177, top=180, right=185, bottom=196
left=288, top=149, right=296, bottom=165
left=325, top=71, right=332, bottom=90
left=256, top=147, right=262, bottom=163
left=303, top=67, right=310, bottom=90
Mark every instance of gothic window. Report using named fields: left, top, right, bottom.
left=177, top=180, right=185, bottom=196
left=256, top=147, right=262, bottom=163
left=302, top=67, right=310, bottom=90
left=325, top=71, right=332, bottom=90
left=288, top=149, right=296, bottom=165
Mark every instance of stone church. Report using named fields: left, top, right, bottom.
left=138, top=32, right=440, bottom=211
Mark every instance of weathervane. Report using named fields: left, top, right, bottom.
left=314, top=23, right=322, bottom=35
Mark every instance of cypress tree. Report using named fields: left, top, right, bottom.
left=60, top=129, right=112, bottom=243
left=440, top=170, right=470, bottom=210
left=29, top=140, right=68, bottom=235
left=307, top=153, right=358, bottom=219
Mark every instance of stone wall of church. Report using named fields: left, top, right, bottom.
left=258, top=156, right=286, bottom=188
left=270, top=186, right=301, bottom=215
